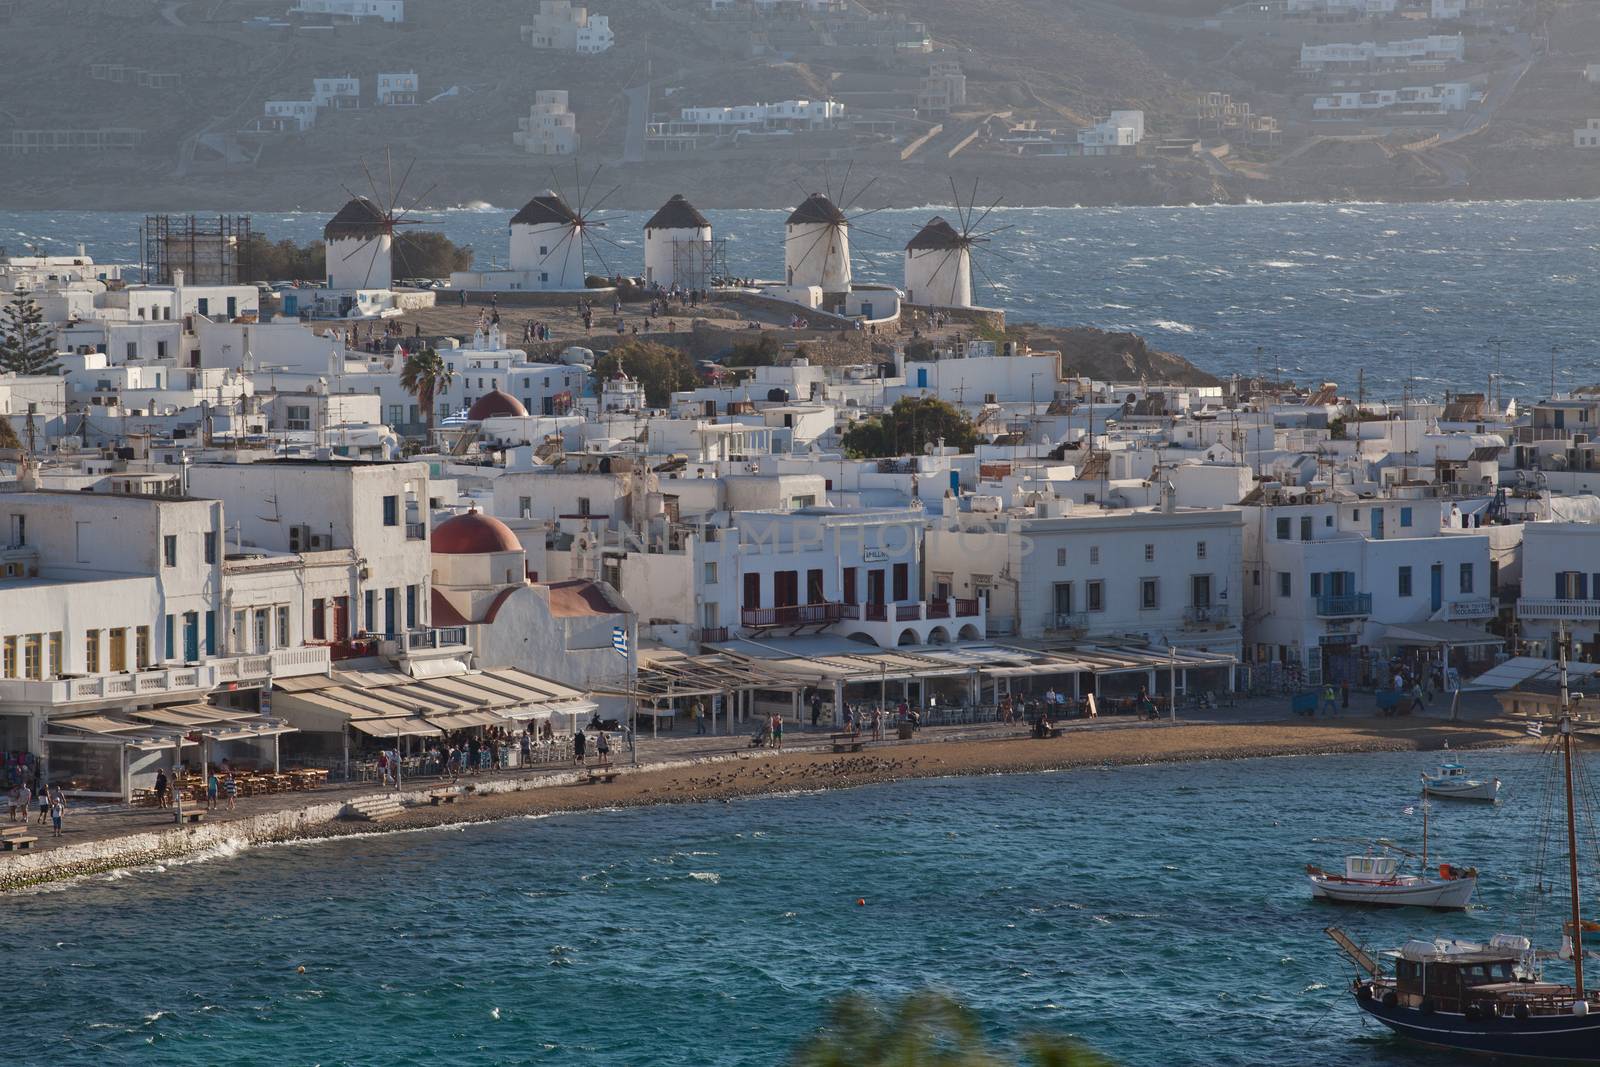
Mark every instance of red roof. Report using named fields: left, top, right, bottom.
left=546, top=579, right=624, bottom=617
left=431, top=509, right=523, bottom=555
left=467, top=389, right=529, bottom=420
left=431, top=588, right=471, bottom=627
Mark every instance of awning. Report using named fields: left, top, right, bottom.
left=130, top=704, right=252, bottom=728
left=405, top=657, right=469, bottom=680
left=54, top=714, right=141, bottom=735
left=348, top=716, right=440, bottom=739
left=1382, top=622, right=1505, bottom=649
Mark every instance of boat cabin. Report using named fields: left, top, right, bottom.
left=1434, top=763, right=1468, bottom=780
left=1345, top=855, right=1401, bottom=882
left=1386, top=941, right=1521, bottom=1012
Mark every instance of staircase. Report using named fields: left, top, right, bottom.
left=340, top=792, right=407, bottom=822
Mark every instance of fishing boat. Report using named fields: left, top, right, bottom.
left=1330, top=647, right=1600, bottom=1061
left=1307, top=796, right=1477, bottom=909
left=1422, top=761, right=1501, bottom=802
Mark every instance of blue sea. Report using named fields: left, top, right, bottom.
left=8, top=749, right=1590, bottom=1066
left=1, top=200, right=1597, bottom=398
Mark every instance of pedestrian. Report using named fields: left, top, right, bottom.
left=1321, top=684, right=1338, bottom=717
left=772, top=714, right=783, bottom=750
left=873, top=705, right=884, bottom=741
left=223, top=769, right=237, bottom=811
left=459, top=289, right=467, bottom=307
left=153, top=769, right=168, bottom=808
left=809, top=692, right=822, bottom=727
left=1410, top=681, right=1427, bottom=715
left=843, top=704, right=854, bottom=733
left=206, top=767, right=220, bottom=811
left=49, top=787, right=64, bottom=838
left=37, top=780, right=49, bottom=826
left=574, top=729, right=587, bottom=764
left=693, top=699, right=706, bottom=735
left=14, top=781, right=30, bottom=824
left=596, top=730, right=611, bottom=764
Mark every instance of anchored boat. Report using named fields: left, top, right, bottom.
left=1422, top=761, right=1501, bottom=802
left=1308, top=791, right=1477, bottom=909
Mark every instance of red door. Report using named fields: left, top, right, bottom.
left=332, top=597, right=350, bottom=642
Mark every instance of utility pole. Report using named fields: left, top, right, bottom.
left=1551, top=343, right=1562, bottom=399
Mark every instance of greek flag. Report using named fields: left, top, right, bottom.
left=1402, top=806, right=1415, bottom=816
left=1527, top=721, right=1543, bottom=737
left=611, top=626, right=628, bottom=658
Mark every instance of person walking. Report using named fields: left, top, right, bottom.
left=15, top=781, right=30, bottom=825
left=873, top=705, right=884, bottom=741
left=772, top=714, right=783, bottom=750
left=48, top=787, right=64, bottom=838
left=1321, top=684, right=1338, bottom=717
left=206, top=768, right=220, bottom=812
left=223, top=769, right=237, bottom=812
left=154, top=768, right=168, bottom=809
left=573, top=729, right=587, bottom=765
left=596, top=730, right=611, bottom=765
left=693, top=699, right=706, bottom=736
left=810, top=691, right=823, bottom=728
left=36, top=778, right=49, bottom=827
left=1409, top=681, right=1427, bottom=716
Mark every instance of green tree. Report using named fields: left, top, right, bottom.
left=241, top=230, right=473, bottom=283
left=593, top=341, right=697, bottom=408
left=789, top=992, right=1116, bottom=1067
left=399, top=347, right=454, bottom=435
left=242, top=235, right=326, bottom=281
left=0, top=289, right=59, bottom=375
left=841, top=397, right=977, bottom=458
left=0, top=417, right=19, bottom=450
left=393, top=231, right=475, bottom=278
left=726, top=332, right=782, bottom=369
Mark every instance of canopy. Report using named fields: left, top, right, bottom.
left=1382, top=622, right=1504, bottom=649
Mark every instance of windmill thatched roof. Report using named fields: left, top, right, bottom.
left=644, top=194, right=710, bottom=231
left=324, top=196, right=389, bottom=240
left=906, top=216, right=964, bottom=251
left=786, top=193, right=846, bottom=226
left=511, top=192, right=580, bottom=227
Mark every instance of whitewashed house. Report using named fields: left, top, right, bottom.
left=376, top=72, right=419, bottom=107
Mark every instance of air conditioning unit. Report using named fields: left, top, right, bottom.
left=308, top=534, right=330, bottom=550
left=288, top=524, right=312, bottom=552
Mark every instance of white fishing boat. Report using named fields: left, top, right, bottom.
left=1307, top=852, right=1478, bottom=909
left=1423, top=761, right=1501, bottom=802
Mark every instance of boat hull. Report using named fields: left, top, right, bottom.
left=1310, top=875, right=1477, bottom=909
left=1423, top=780, right=1500, bottom=802
left=1357, top=993, right=1600, bottom=1061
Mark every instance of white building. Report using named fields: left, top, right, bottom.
left=903, top=217, right=971, bottom=308
left=449, top=194, right=586, bottom=293
left=1286, top=0, right=1397, bottom=15
left=1431, top=0, right=1465, bottom=18
left=1516, top=523, right=1600, bottom=659
left=513, top=91, right=579, bottom=155
left=263, top=100, right=318, bottom=132
left=312, top=76, right=361, bottom=109
left=1576, top=119, right=1600, bottom=149
left=1299, top=35, right=1465, bottom=69
left=642, top=194, right=713, bottom=289
left=323, top=197, right=391, bottom=292
left=675, top=99, right=844, bottom=131
left=783, top=193, right=851, bottom=291
left=376, top=72, right=418, bottom=107
left=288, top=0, right=404, bottom=21
left=1078, top=110, right=1144, bottom=155
left=1313, top=82, right=1472, bottom=117
left=521, top=1, right=614, bottom=53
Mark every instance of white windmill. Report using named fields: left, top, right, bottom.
left=782, top=166, right=887, bottom=292
left=507, top=163, right=623, bottom=290
left=903, top=179, right=1013, bottom=309
left=324, top=153, right=435, bottom=291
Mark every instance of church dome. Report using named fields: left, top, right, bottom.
left=432, top=509, right=523, bottom=555
left=466, top=389, right=528, bottom=420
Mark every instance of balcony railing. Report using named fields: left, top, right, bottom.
left=896, top=603, right=922, bottom=622
left=741, top=602, right=843, bottom=628
left=864, top=603, right=888, bottom=622
left=0, top=646, right=331, bottom=706
left=1517, top=598, right=1600, bottom=621
left=927, top=599, right=951, bottom=619
left=1047, top=612, right=1088, bottom=632
left=405, top=521, right=427, bottom=540
left=1448, top=599, right=1496, bottom=620
left=1316, top=593, right=1373, bottom=618
left=954, top=598, right=980, bottom=618
left=693, top=626, right=729, bottom=645
left=1183, top=605, right=1220, bottom=628
left=400, top=627, right=468, bottom=651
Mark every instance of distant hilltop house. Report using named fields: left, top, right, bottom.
left=917, top=60, right=967, bottom=116
left=376, top=71, right=418, bottom=107
left=287, top=0, right=404, bottom=23
left=1584, top=64, right=1600, bottom=85
left=1194, top=92, right=1281, bottom=146
left=261, top=100, right=318, bottom=132
left=312, top=76, right=361, bottom=109
left=1577, top=119, right=1600, bottom=149
left=1299, top=35, right=1465, bottom=71
left=1078, top=110, right=1144, bottom=155
left=1286, top=0, right=1472, bottom=17
left=707, top=0, right=842, bottom=11
left=513, top=91, right=579, bottom=155
left=676, top=99, right=843, bottom=131
left=521, top=0, right=614, bottom=54
left=1312, top=81, right=1472, bottom=118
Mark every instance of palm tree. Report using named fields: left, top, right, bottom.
left=399, top=347, right=453, bottom=439
left=790, top=992, right=1116, bottom=1067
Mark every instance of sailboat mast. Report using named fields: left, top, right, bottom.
left=1561, top=641, right=1585, bottom=998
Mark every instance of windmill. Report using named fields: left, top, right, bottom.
left=903, top=178, right=1014, bottom=309
left=507, top=161, right=625, bottom=290
left=782, top=162, right=889, bottom=292
left=325, top=151, right=436, bottom=291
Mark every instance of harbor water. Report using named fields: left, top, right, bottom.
left=2, top=200, right=1597, bottom=397
left=8, top=749, right=1584, bottom=1066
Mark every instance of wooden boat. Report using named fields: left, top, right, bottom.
left=1308, top=853, right=1477, bottom=909
left=1422, top=761, right=1500, bottom=802
left=1330, top=645, right=1600, bottom=1061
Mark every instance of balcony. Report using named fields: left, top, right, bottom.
left=397, top=627, right=468, bottom=651
left=1046, top=612, right=1088, bottom=633
left=741, top=602, right=844, bottom=628
left=0, top=646, right=331, bottom=708
left=1183, top=605, right=1228, bottom=630
left=1316, top=593, right=1373, bottom=618
left=405, top=521, right=427, bottom=540
left=692, top=626, right=730, bottom=645
left=1517, top=598, right=1600, bottom=621
left=1448, top=599, right=1496, bottom=621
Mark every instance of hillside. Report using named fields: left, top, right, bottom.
left=0, top=0, right=1594, bottom=209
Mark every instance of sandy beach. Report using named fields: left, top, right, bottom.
left=290, top=714, right=1531, bottom=842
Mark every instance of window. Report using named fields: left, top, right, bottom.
left=135, top=625, right=151, bottom=669
left=406, top=585, right=418, bottom=630
left=163, top=534, right=177, bottom=566
left=0, top=636, right=14, bottom=678
left=204, top=531, right=217, bottom=565
left=1057, top=547, right=1067, bottom=567
left=1398, top=566, right=1413, bottom=598
left=311, top=598, right=326, bottom=641
left=254, top=609, right=270, bottom=654
left=1300, top=516, right=1313, bottom=540
left=48, top=632, right=61, bottom=678
left=382, top=495, right=399, bottom=527
left=519, top=496, right=532, bottom=518
left=1310, top=573, right=1323, bottom=597
left=892, top=563, right=910, bottom=602
left=1400, top=507, right=1413, bottom=528
left=276, top=606, right=290, bottom=649
left=1140, top=578, right=1159, bottom=610
left=1196, top=541, right=1207, bottom=559
left=1459, top=563, right=1474, bottom=594
left=1144, top=544, right=1155, bottom=562
left=165, top=614, right=176, bottom=660
left=23, top=634, right=41, bottom=680
left=1086, top=580, right=1105, bottom=612
left=1089, top=546, right=1100, bottom=565
left=1278, top=572, right=1291, bottom=598
left=286, top=405, right=311, bottom=431
left=364, top=589, right=377, bottom=634
left=85, top=630, right=100, bottom=674
left=577, top=497, right=591, bottom=517
left=1053, top=582, right=1074, bottom=616
left=1324, top=515, right=1333, bottom=527
left=1276, top=517, right=1290, bottom=540
left=108, top=628, right=127, bottom=672
left=703, top=562, right=718, bottom=585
